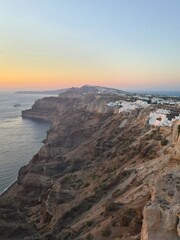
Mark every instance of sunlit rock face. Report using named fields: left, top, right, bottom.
left=141, top=120, right=180, bottom=240
left=141, top=172, right=180, bottom=240
left=172, top=120, right=180, bottom=159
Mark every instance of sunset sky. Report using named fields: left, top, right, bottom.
left=0, top=0, right=180, bottom=91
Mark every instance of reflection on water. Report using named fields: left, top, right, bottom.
left=0, top=92, right=51, bottom=194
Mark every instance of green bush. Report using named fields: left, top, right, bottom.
left=62, top=174, right=72, bottom=183
left=91, top=173, right=97, bottom=180
left=178, top=125, right=180, bottom=137
left=86, top=220, right=93, bottom=227
left=101, top=228, right=111, bottom=237
left=86, top=233, right=93, bottom=240
left=94, top=182, right=106, bottom=193
left=161, top=138, right=168, bottom=146
left=83, top=182, right=90, bottom=188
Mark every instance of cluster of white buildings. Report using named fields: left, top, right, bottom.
left=136, top=95, right=180, bottom=106
left=148, top=109, right=180, bottom=126
left=107, top=99, right=180, bottom=127
left=150, top=97, right=179, bottom=105
left=107, top=100, right=149, bottom=112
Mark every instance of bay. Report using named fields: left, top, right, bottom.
left=0, top=92, right=51, bottom=194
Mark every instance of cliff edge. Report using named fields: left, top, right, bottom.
left=0, top=87, right=180, bottom=240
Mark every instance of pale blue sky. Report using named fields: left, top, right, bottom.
left=0, top=0, right=180, bottom=90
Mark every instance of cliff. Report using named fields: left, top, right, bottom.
left=0, top=89, right=180, bottom=240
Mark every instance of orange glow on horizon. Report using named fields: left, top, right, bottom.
left=0, top=1, right=180, bottom=91
left=1, top=58, right=180, bottom=90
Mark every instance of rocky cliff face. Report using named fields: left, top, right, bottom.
left=0, top=91, right=180, bottom=240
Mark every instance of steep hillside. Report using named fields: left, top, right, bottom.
left=0, top=89, right=180, bottom=240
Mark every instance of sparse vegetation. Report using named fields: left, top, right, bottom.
left=154, top=134, right=162, bottom=140
left=94, top=182, right=106, bottom=193
left=105, top=201, right=121, bottom=212
left=161, top=138, right=168, bottom=146
left=178, top=125, right=180, bottom=137
left=86, top=233, right=93, bottom=240
left=91, top=172, right=97, bottom=180
left=86, top=220, right=94, bottom=227
left=83, top=182, right=90, bottom=188
left=62, top=174, right=72, bottom=183
left=75, top=179, right=83, bottom=188
left=101, top=228, right=111, bottom=237
left=111, top=219, right=116, bottom=226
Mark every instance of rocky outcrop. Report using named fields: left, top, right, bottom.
left=141, top=172, right=180, bottom=240
left=0, top=90, right=180, bottom=240
left=22, top=92, right=122, bottom=121
left=172, top=120, right=180, bottom=159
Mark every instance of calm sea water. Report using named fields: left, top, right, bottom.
left=0, top=92, right=51, bottom=194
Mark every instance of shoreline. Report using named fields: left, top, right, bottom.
left=0, top=179, right=17, bottom=197
left=0, top=93, right=52, bottom=200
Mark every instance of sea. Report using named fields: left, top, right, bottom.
left=0, top=92, right=51, bottom=194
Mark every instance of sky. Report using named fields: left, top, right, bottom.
left=0, top=0, right=180, bottom=91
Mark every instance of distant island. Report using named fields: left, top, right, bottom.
left=14, top=85, right=127, bottom=96
left=14, top=88, right=68, bottom=95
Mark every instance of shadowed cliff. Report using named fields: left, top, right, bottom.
left=0, top=87, right=180, bottom=240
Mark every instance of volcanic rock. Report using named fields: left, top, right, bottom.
left=0, top=88, right=180, bottom=239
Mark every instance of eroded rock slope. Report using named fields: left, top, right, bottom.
left=0, top=90, right=180, bottom=240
